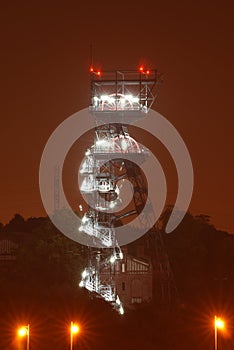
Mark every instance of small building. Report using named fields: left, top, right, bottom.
left=114, top=251, right=152, bottom=308
left=0, top=238, right=18, bottom=261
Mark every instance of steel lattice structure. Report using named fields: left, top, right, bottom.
left=78, top=67, right=176, bottom=313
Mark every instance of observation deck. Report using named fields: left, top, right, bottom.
left=90, top=68, right=162, bottom=113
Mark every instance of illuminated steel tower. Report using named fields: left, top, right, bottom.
left=78, top=67, right=176, bottom=313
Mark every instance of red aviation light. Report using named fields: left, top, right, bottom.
left=146, top=69, right=150, bottom=75
left=139, top=66, right=144, bottom=72
left=89, top=67, right=101, bottom=76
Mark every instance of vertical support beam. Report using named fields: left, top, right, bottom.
left=54, top=164, right=60, bottom=212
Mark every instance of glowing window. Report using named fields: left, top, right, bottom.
left=132, top=297, right=142, bottom=304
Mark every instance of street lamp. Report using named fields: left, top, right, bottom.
left=214, top=316, right=225, bottom=350
left=70, top=321, right=80, bottom=350
left=17, top=324, right=29, bottom=350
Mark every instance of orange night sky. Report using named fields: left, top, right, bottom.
left=1, top=1, right=234, bottom=232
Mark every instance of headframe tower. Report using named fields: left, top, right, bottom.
left=78, top=66, right=177, bottom=313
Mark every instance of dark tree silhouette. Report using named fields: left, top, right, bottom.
left=4, top=213, right=25, bottom=232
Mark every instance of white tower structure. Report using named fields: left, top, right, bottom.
left=78, top=67, right=176, bottom=314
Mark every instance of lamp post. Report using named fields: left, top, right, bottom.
left=18, top=324, right=29, bottom=350
left=70, top=321, right=79, bottom=350
left=214, top=316, right=224, bottom=350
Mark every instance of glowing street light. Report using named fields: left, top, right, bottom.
left=214, top=316, right=225, bottom=350
left=70, top=321, right=80, bottom=350
left=17, top=324, right=29, bottom=350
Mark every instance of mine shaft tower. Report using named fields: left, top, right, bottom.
left=78, top=66, right=176, bottom=313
